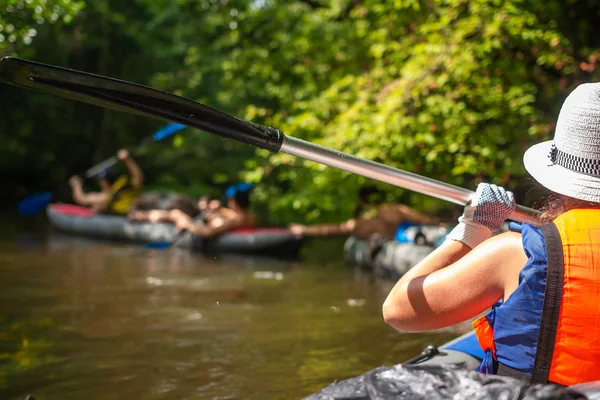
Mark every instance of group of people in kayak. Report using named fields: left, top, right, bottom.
left=67, top=151, right=441, bottom=241
left=66, top=81, right=600, bottom=387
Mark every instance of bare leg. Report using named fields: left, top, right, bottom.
left=289, top=219, right=356, bottom=236
left=128, top=209, right=172, bottom=223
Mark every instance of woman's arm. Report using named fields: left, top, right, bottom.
left=118, top=149, right=144, bottom=186
left=382, top=232, right=526, bottom=332
left=69, top=175, right=110, bottom=210
left=382, top=182, right=525, bottom=332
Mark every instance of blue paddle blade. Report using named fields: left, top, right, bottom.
left=224, top=182, right=255, bottom=199
left=152, top=123, right=186, bottom=141
left=144, top=241, right=172, bottom=250
left=17, top=192, right=53, bottom=216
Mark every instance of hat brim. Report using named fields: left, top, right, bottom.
left=524, top=140, right=600, bottom=202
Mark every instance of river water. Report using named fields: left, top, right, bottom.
left=0, top=230, right=465, bottom=400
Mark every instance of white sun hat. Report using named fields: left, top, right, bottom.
left=524, top=82, right=600, bottom=203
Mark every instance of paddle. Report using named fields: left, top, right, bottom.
left=15, top=121, right=185, bottom=216
left=0, top=57, right=540, bottom=223
left=144, top=230, right=191, bottom=250
left=85, top=122, right=186, bottom=179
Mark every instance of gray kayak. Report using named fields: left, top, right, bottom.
left=47, top=204, right=304, bottom=257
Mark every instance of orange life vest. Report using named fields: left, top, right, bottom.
left=473, top=208, right=600, bottom=386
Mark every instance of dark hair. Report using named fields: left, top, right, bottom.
left=538, top=193, right=600, bottom=224
left=358, top=185, right=382, bottom=203
left=232, top=190, right=251, bottom=210
left=354, top=185, right=383, bottom=217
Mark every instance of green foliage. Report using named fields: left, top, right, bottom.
left=0, top=0, right=85, bottom=53
left=2, top=0, right=600, bottom=223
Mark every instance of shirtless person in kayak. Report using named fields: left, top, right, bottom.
left=289, top=200, right=439, bottom=240
left=161, top=183, right=257, bottom=238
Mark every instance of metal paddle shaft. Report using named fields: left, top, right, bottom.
left=85, top=155, right=118, bottom=178
left=282, top=136, right=470, bottom=204
left=0, top=56, right=540, bottom=224
left=281, top=137, right=539, bottom=224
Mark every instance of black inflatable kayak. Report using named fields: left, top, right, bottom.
left=47, top=204, right=304, bottom=257
left=343, top=225, right=449, bottom=279
left=306, top=331, right=600, bottom=399
left=344, top=224, right=521, bottom=280
left=344, top=236, right=440, bottom=279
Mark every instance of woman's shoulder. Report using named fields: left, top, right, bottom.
left=472, top=231, right=528, bottom=296
left=482, top=230, right=523, bottom=250
left=473, top=231, right=527, bottom=272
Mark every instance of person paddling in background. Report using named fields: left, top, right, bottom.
left=288, top=185, right=440, bottom=241
left=68, top=149, right=144, bottom=215
left=382, top=82, right=600, bottom=386
left=127, top=193, right=221, bottom=223
left=159, top=183, right=257, bottom=237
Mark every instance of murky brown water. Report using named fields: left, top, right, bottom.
left=0, top=232, right=463, bottom=400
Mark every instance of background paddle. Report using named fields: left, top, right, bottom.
left=16, top=121, right=185, bottom=216
left=85, top=122, right=185, bottom=178
left=0, top=56, right=540, bottom=223
left=144, top=230, right=191, bottom=250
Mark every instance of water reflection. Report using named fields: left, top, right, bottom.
left=0, top=233, right=463, bottom=400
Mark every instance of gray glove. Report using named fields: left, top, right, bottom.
left=446, top=183, right=516, bottom=249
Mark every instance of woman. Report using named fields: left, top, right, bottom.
left=69, top=149, right=144, bottom=215
left=382, top=82, right=600, bottom=386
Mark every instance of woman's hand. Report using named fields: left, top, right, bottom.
left=117, top=149, right=130, bottom=161
left=69, top=175, right=82, bottom=188
left=446, top=183, right=516, bottom=249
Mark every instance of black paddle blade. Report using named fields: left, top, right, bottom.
left=0, top=57, right=283, bottom=152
